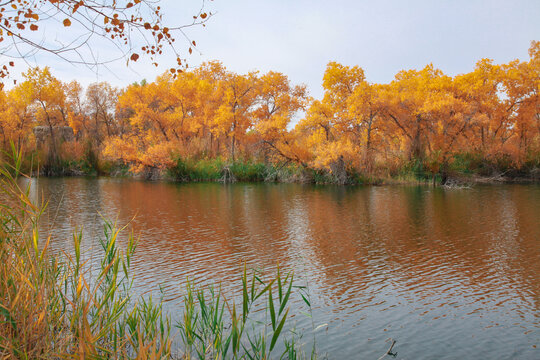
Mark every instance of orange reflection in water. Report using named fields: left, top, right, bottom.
left=32, top=179, right=540, bottom=359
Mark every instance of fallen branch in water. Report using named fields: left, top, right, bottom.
left=377, top=338, right=397, bottom=360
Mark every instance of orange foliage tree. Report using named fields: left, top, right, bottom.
left=0, top=42, right=538, bottom=182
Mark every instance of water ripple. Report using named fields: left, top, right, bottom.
left=29, top=179, right=540, bottom=359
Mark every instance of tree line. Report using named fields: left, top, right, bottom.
left=0, top=41, right=538, bottom=182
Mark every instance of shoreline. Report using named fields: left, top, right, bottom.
left=30, top=167, right=540, bottom=186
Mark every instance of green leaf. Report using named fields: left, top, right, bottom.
left=270, top=308, right=289, bottom=352
left=279, top=274, right=293, bottom=315
left=254, top=278, right=275, bottom=301
left=301, top=293, right=311, bottom=307
left=269, top=287, right=276, bottom=330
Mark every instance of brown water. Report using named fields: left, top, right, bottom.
left=29, top=178, right=540, bottom=359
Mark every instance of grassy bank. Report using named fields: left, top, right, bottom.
left=126, top=154, right=540, bottom=185
left=0, top=151, right=316, bottom=359
left=16, top=146, right=540, bottom=185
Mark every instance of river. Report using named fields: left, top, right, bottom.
left=28, top=178, right=540, bottom=359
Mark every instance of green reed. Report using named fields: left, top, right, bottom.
left=176, top=265, right=314, bottom=359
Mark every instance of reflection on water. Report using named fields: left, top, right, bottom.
left=29, top=178, right=540, bottom=359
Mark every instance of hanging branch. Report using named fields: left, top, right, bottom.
left=0, top=0, right=213, bottom=84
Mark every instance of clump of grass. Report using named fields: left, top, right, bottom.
left=177, top=266, right=313, bottom=359
left=170, top=156, right=283, bottom=183
left=228, top=161, right=267, bottom=182
left=169, top=157, right=224, bottom=182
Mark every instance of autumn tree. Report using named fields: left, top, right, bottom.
left=85, top=82, right=120, bottom=144
left=420, top=73, right=475, bottom=181
left=215, top=71, right=258, bottom=161
left=108, top=71, right=209, bottom=170
left=168, top=71, right=206, bottom=145
left=498, top=42, right=540, bottom=163
left=194, top=61, right=228, bottom=155
left=0, top=84, right=34, bottom=149
left=378, top=65, right=445, bottom=162
left=347, top=82, right=386, bottom=170
left=252, top=71, right=307, bottom=164
left=22, top=67, right=68, bottom=163
left=297, top=62, right=368, bottom=179
left=450, top=43, right=539, bottom=169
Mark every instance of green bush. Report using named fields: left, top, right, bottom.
left=229, top=161, right=267, bottom=182
left=169, top=157, right=224, bottom=181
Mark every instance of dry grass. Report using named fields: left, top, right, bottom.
left=0, top=146, right=172, bottom=359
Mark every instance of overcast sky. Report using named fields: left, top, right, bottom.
left=9, top=0, right=540, bottom=100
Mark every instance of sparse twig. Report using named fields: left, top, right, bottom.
left=377, top=338, right=397, bottom=360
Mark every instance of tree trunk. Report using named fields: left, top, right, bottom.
left=46, top=118, right=58, bottom=166
left=440, top=160, right=449, bottom=185
left=231, top=134, right=236, bottom=162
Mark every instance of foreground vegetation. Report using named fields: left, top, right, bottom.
left=0, top=42, right=538, bottom=185
left=0, top=151, right=315, bottom=359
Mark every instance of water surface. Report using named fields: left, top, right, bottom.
left=30, top=178, right=540, bottom=359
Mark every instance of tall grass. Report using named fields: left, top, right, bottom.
left=177, top=266, right=314, bottom=359
left=169, top=157, right=298, bottom=183
left=0, top=145, right=314, bottom=359
left=0, top=145, right=172, bottom=358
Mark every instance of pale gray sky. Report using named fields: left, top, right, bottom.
left=9, top=0, right=540, bottom=99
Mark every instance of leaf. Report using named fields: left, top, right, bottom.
left=30, top=24, right=38, bottom=31
left=269, top=308, right=289, bottom=352
left=63, top=18, right=71, bottom=27
left=279, top=274, right=293, bottom=315
left=130, top=53, right=139, bottom=62
left=254, top=278, right=275, bottom=301
left=301, top=293, right=310, bottom=307
left=269, top=287, right=276, bottom=330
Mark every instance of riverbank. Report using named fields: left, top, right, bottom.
left=31, top=155, right=540, bottom=186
